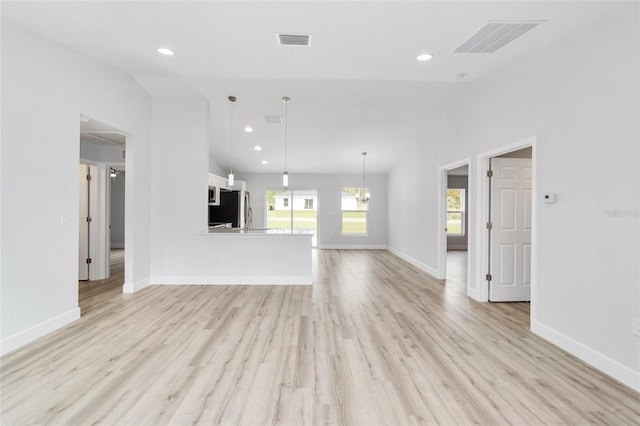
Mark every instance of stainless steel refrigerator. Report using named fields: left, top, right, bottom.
left=208, top=190, right=250, bottom=228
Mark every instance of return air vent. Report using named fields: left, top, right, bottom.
left=265, top=115, right=283, bottom=124
left=277, top=33, right=311, bottom=46
left=454, top=21, right=543, bottom=53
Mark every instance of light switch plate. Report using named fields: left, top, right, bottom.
left=61, top=213, right=71, bottom=227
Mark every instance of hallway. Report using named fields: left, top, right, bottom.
left=445, top=249, right=468, bottom=293
left=78, top=249, right=124, bottom=315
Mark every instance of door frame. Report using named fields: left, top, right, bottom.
left=438, top=158, right=472, bottom=289
left=78, top=160, right=117, bottom=281
left=474, top=136, right=538, bottom=309
left=265, top=187, right=320, bottom=247
left=105, top=161, right=125, bottom=271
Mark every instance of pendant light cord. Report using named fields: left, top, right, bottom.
left=229, top=97, right=235, bottom=174
left=284, top=99, right=288, bottom=172
left=362, top=152, right=367, bottom=191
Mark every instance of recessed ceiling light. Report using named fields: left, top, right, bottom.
left=244, top=126, right=253, bottom=133
left=261, top=160, right=268, bottom=165
left=157, top=48, right=174, bottom=56
left=254, top=146, right=262, bottom=151
left=417, top=53, right=433, bottom=61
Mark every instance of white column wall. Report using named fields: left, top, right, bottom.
left=149, top=97, right=210, bottom=281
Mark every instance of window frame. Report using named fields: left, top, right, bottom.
left=446, top=188, right=465, bottom=236
left=341, top=187, right=368, bottom=236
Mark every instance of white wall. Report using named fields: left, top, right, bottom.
left=242, top=173, right=387, bottom=248
left=149, top=97, right=210, bottom=280
left=388, top=6, right=640, bottom=390
left=0, top=20, right=152, bottom=354
left=387, top=124, right=444, bottom=277
left=209, top=156, right=226, bottom=177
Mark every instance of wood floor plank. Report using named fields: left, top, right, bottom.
left=1, top=248, right=639, bottom=425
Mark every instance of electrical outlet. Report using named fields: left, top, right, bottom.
left=633, top=318, right=640, bottom=337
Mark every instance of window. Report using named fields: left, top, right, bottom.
left=342, top=187, right=367, bottom=234
left=447, top=188, right=465, bottom=235
left=304, top=198, right=314, bottom=210
left=266, top=189, right=319, bottom=247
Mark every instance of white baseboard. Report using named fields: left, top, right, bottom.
left=387, top=246, right=442, bottom=279
left=111, top=243, right=125, bottom=249
left=123, top=277, right=151, bottom=293
left=150, top=275, right=313, bottom=285
left=317, top=244, right=387, bottom=250
left=447, top=245, right=468, bottom=251
left=1, top=307, right=81, bottom=356
left=532, top=320, right=640, bottom=393
left=466, top=286, right=484, bottom=302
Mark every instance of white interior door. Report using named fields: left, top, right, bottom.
left=78, top=164, right=90, bottom=280
left=489, top=157, right=532, bottom=302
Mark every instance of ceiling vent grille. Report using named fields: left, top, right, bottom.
left=277, top=33, right=311, bottom=46
left=454, top=21, right=542, bottom=53
left=265, top=115, right=283, bottom=124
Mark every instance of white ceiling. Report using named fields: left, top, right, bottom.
left=1, top=1, right=622, bottom=174
left=80, top=117, right=127, bottom=146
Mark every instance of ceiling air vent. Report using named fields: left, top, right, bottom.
left=265, top=115, right=283, bottom=124
left=454, top=21, right=543, bottom=53
left=277, top=33, right=311, bottom=46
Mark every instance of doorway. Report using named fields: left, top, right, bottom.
left=266, top=188, right=319, bottom=247
left=476, top=136, right=537, bottom=304
left=439, top=159, right=472, bottom=294
left=488, top=149, right=532, bottom=301
left=445, top=165, right=469, bottom=292
left=440, top=160, right=470, bottom=294
left=78, top=116, right=127, bottom=299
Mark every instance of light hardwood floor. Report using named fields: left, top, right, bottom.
left=1, top=249, right=639, bottom=425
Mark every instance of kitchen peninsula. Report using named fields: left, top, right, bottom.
left=200, top=228, right=313, bottom=285
left=195, top=174, right=313, bottom=285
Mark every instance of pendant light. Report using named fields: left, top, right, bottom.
left=360, top=152, right=370, bottom=204
left=282, top=96, right=291, bottom=188
left=227, top=95, right=237, bottom=187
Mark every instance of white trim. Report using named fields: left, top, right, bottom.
left=0, top=308, right=81, bottom=356
left=150, top=276, right=313, bottom=285
left=387, top=246, right=441, bottom=280
left=79, top=161, right=110, bottom=281
left=123, top=277, right=151, bottom=293
left=532, top=320, right=640, bottom=393
left=317, top=244, right=386, bottom=250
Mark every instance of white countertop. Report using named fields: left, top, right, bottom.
left=204, top=228, right=314, bottom=236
